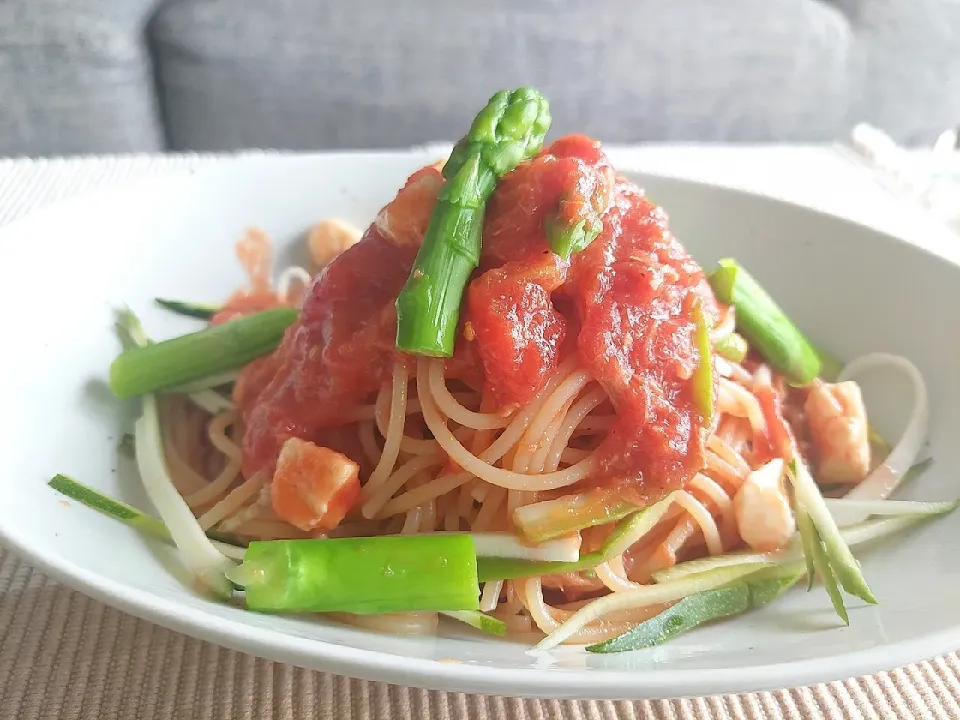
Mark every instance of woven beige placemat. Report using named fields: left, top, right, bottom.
left=2, top=151, right=959, bottom=720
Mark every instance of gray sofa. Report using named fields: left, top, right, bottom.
left=1, top=0, right=958, bottom=157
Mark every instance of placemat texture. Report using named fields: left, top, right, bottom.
left=1, top=149, right=958, bottom=720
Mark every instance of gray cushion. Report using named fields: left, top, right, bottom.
left=0, top=0, right=164, bottom=157
left=150, top=0, right=854, bottom=150
left=0, top=0, right=958, bottom=155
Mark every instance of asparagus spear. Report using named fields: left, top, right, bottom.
left=227, top=536, right=480, bottom=614
left=708, top=258, right=820, bottom=385
left=395, top=88, right=551, bottom=357
left=110, top=307, right=297, bottom=398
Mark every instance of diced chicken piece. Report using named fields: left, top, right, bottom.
left=734, top=458, right=796, bottom=552
left=804, top=380, right=871, bottom=484
left=271, top=438, right=361, bottom=532
left=307, top=218, right=362, bottom=269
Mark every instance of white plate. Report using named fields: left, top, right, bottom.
left=1, top=152, right=959, bottom=701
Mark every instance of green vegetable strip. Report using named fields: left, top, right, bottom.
left=48, top=474, right=246, bottom=555
left=155, top=298, right=221, bottom=320
left=442, top=610, right=507, bottom=636
left=545, top=209, right=604, bottom=261
left=746, top=565, right=807, bottom=606
left=587, top=566, right=804, bottom=653
left=796, top=496, right=848, bottom=622
left=477, top=552, right=601, bottom=583
left=395, top=88, right=551, bottom=357
left=482, top=495, right=675, bottom=582
left=715, top=332, right=749, bottom=363
left=656, top=505, right=957, bottom=585
left=227, top=537, right=480, bottom=614
left=810, top=519, right=849, bottom=625
left=49, top=474, right=171, bottom=541
left=109, top=307, right=297, bottom=398
left=794, top=498, right=818, bottom=592
left=589, top=584, right=750, bottom=653
left=512, top=489, right=638, bottom=543
left=115, top=307, right=151, bottom=350
left=789, top=458, right=876, bottom=605
left=708, top=258, right=820, bottom=385
left=692, top=301, right=714, bottom=427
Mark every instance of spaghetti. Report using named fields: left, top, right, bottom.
left=136, top=133, right=928, bottom=646
left=158, top=299, right=855, bottom=641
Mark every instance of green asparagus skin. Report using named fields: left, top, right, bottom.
left=109, top=307, right=297, bottom=398
left=708, top=259, right=821, bottom=385
left=228, top=536, right=480, bottom=614
left=395, top=88, right=551, bottom=357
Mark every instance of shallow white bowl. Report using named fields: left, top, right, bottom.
left=1, top=152, right=958, bottom=700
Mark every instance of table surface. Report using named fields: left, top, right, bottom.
left=1, top=146, right=958, bottom=720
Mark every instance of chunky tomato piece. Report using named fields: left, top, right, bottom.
left=466, top=252, right=567, bottom=407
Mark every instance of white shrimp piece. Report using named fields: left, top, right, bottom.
left=804, top=380, right=871, bottom=484
left=733, top=458, right=796, bottom=552
left=307, top=218, right=362, bottom=268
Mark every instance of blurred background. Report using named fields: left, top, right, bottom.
left=0, top=0, right=958, bottom=157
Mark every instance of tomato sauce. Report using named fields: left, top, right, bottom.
left=237, top=168, right=442, bottom=479
left=238, top=138, right=717, bottom=500
left=569, top=180, right=716, bottom=500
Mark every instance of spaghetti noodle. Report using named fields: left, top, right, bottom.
left=133, top=132, right=929, bottom=647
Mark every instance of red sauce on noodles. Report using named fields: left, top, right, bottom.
left=237, top=138, right=717, bottom=500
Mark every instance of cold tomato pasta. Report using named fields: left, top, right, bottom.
left=54, top=87, right=944, bottom=653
